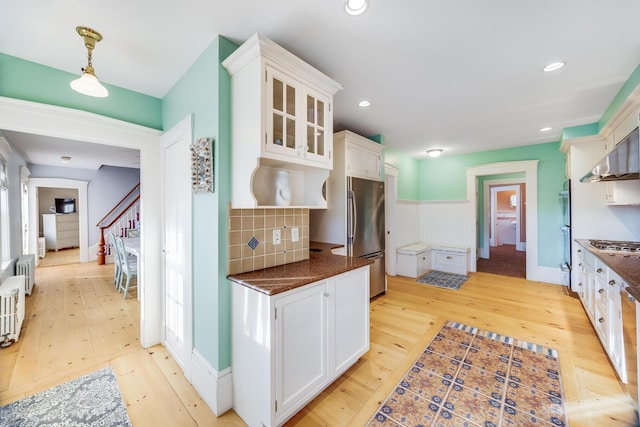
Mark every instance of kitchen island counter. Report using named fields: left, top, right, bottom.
left=576, top=239, right=640, bottom=300
left=227, top=242, right=371, bottom=296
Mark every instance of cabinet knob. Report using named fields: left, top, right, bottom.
left=598, top=317, right=605, bottom=323
left=578, top=263, right=582, bottom=267
left=578, top=282, right=583, bottom=287
left=609, top=280, right=616, bottom=286
left=597, top=268, right=603, bottom=273
left=446, top=256, right=453, bottom=260
left=324, top=292, right=329, bottom=298
left=577, top=249, right=582, bottom=253
left=599, top=288, right=605, bottom=294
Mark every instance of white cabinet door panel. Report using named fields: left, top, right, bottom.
left=275, top=282, right=328, bottom=416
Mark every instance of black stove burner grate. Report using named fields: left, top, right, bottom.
left=589, top=239, right=640, bottom=252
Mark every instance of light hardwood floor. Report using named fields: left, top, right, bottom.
left=0, top=254, right=635, bottom=426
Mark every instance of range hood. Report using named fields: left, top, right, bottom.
left=580, top=127, right=640, bottom=182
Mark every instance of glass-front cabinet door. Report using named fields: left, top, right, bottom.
left=304, top=88, right=331, bottom=166
left=265, top=65, right=332, bottom=167
left=266, top=66, right=301, bottom=158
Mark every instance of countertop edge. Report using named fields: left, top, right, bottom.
left=227, top=242, right=373, bottom=296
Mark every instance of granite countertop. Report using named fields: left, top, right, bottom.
left=227, top=242, right=372, bottom=296
left=576, top=239, right=640, bottom=300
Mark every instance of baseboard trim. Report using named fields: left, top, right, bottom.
left=536, top=266, right=564, bottom=285
left=191, top=349, right=232, bottom=416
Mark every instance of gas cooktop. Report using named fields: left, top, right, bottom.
left=588, top=239, right=640, bottom=254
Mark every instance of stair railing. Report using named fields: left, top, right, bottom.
left=96, top=183, right=140, bottom=265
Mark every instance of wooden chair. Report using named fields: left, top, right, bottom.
left=110, top=232, right=122, bottom=288
left=114, top=236, right=138, bottom=299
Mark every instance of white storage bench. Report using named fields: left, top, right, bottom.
left=396, top=243, right=431, bottom=278
left=430, top=244, right=470, bottom=275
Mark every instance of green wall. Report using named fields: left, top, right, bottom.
left=162, top=36, right=238, bottom=371
left=384, top=147, right=420, bottom=200
left=0, top=53, right=162, bottom=129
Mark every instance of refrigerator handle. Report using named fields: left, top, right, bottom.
left=347, top=190, right=355, bottom=243
left=351, top=190, right=357, bottom=241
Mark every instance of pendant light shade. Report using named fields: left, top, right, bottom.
left=70, top=26, right=108, bottom=98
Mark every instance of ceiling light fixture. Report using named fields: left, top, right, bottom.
left=61, top=156, right=72, bottom=163
left=542, top=61, right=565, bottom=72
left=345, top=0, right=369, bottom=16
left=540, top=127, right=552, bottom=132
left=70, top=26, right=108, bottom=98
left=358, top=100, right=371, bottom=107
left=426, top=149, right=443, bottom=158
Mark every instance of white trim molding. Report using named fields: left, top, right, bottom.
left=466, top=160, right=539, bottom=281
left=191, top=349, right=233, bottom=416
left=0, top=96, right=163, bottom=348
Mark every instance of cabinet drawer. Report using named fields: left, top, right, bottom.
left=432, top=249, right=468, bottom=275
left=594, top=303, right=608, bottom=345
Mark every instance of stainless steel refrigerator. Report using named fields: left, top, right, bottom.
left=347, top=177, right=386, bottom=297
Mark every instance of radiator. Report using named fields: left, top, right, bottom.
left=16, top=254, right=35, bottom=295
left=0, top=276, right=25, bottom=345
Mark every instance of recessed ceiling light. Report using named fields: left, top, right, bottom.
left=426, top=149, right=443, bottom=158
left=542, top=62, right=565, bottom=72
left=345, top=0, right=369, bottom=16
left=358, top=100, right=371, bottom=107
left=540, top=127, right=552, bottom=132
left=61, top=156, right=72, bottom=163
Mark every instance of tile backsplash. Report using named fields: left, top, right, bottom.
left=227, top=206, right=309, bottom=275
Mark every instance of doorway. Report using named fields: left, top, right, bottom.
left=2, top=98, right=163, bottom=348
left=466, top=161, right=538, bottom=281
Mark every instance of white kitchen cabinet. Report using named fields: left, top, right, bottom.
left=342, top=131, right=383, bottom=181
left=605, top=180, right=640, bottom=206
left=231, top=266, right=370, bottom=427
left=275, top=281, right=328, bottom=416
left=223, top=33, right=343, bottom=208
left=42, top=213, right=79, bottom=251
left=576, top=242, right=627, bottom=382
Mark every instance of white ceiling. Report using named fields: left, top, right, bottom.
left=2, top=0, right=640, bottom=168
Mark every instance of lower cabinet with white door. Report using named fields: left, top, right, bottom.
left=230, top=266, right=370, bottom=427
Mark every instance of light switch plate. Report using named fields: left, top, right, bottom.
left=273, top=229, right=281, bottom=245
left=291, top=227, right=299, bottom=242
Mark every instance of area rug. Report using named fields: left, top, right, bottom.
left=416, top=270, right=469, bottom=290
left=366, top=321, right=567, bottom=427
left=0, top=366, right=131, bottom=426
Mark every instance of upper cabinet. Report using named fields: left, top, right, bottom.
left=223, top=33, right=343, bottom=208
left=338, top=130, right=384, bottom=181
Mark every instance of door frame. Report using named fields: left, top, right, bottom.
left=384, top=163, right=398, bottom=276
left=467, top=161, right=538, bottom=280
left=489, top=184, right=522, bottom=248
left=481, top=177, right=526, bottom=258
left=0, top=97, right=164, bottom=347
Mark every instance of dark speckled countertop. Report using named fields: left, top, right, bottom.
left=227, top=242, right=372, bottom=296
left=576, top=239, right=640, bottom=300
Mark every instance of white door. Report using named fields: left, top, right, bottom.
left=384, top=164, right=398, bottom=276
left=161, top=116, right=193, bottom=377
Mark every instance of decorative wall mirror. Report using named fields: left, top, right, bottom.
left=191, top=137, right=214, bottom=193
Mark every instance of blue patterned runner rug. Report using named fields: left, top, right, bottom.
left=0, top=366, right=131, bottom=426
left=366, top=320, right=567, bottom=426
left=416, top=270, right=469, bottom=290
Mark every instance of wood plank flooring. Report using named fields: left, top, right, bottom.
left=0, top=254, right=635, bottom=426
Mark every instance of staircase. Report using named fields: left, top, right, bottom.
left=96, top=184, right=140, bottom=265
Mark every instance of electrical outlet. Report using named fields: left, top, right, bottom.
left=291, top=227, right=299, bottom=242
left=273, top=229, right=281, bottom=245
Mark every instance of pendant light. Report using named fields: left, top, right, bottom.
left=70, top=26, right=108, bottom=98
